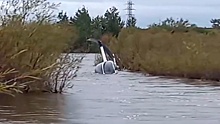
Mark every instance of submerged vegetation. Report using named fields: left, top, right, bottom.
left=1, top=0, right=220, bottom=95
left=109, top=27, right=220, bottom=81
left=91, top=18, right=220, bottom=82
left=0, top=0, right=83, bottom=95
left=58, top=4, right=220, bottom=82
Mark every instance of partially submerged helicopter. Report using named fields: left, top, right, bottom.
left=87, top=38, right=119, bottom=74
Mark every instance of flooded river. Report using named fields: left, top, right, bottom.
left=0, top=54, right=220, bottom=124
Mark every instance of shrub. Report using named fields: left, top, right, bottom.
left=110, top=27, right=220, bottom=81
left=0, top=0, right=82, bottom=95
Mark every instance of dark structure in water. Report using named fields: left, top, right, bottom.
left=87, top=38, right=118, bottom=74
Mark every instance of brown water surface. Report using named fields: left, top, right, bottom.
left=0, top=54, right=220, bottom=124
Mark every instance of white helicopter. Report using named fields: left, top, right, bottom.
left=87, top=38, right=119, bottom=74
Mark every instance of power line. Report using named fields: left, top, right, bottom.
left=125, top=0, right=135, bottom=21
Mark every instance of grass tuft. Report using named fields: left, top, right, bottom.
left=110, top=27, right=220, bottom=82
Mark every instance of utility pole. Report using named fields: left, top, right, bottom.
left=125, top=0, right=136, bottom=27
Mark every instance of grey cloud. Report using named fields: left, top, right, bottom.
left=53, top=0, right=220, bottom=7
left=48, top=0, right=220, bottom=27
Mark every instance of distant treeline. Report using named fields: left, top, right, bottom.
left=57, top=7, right=125, bottom=52
left=56, top=6, right=220, bottom=52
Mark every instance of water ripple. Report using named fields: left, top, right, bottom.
left=0, top=54, right=220, bottom=124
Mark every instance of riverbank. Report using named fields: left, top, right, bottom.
left=109, top=27, right=220, bottom=82
left=0, top=22, right=80, bottom=95
left=1, top=54, right=220, bottom=124
left=0, top=0, right=82, bottom=95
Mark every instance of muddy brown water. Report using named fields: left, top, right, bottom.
left=0, top=54, right=220, bottom=124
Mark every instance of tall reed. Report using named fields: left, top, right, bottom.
left=110, top=27, right=220, bottom=81
left=0, top=0, right=82, bottom=95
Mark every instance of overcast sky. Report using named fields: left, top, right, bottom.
left=50, top=0, right=219, bottom=28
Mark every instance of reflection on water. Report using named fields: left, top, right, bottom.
left=0, top=93, right=81, bottom=124
left=0, top=54, right=220, bottom=124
